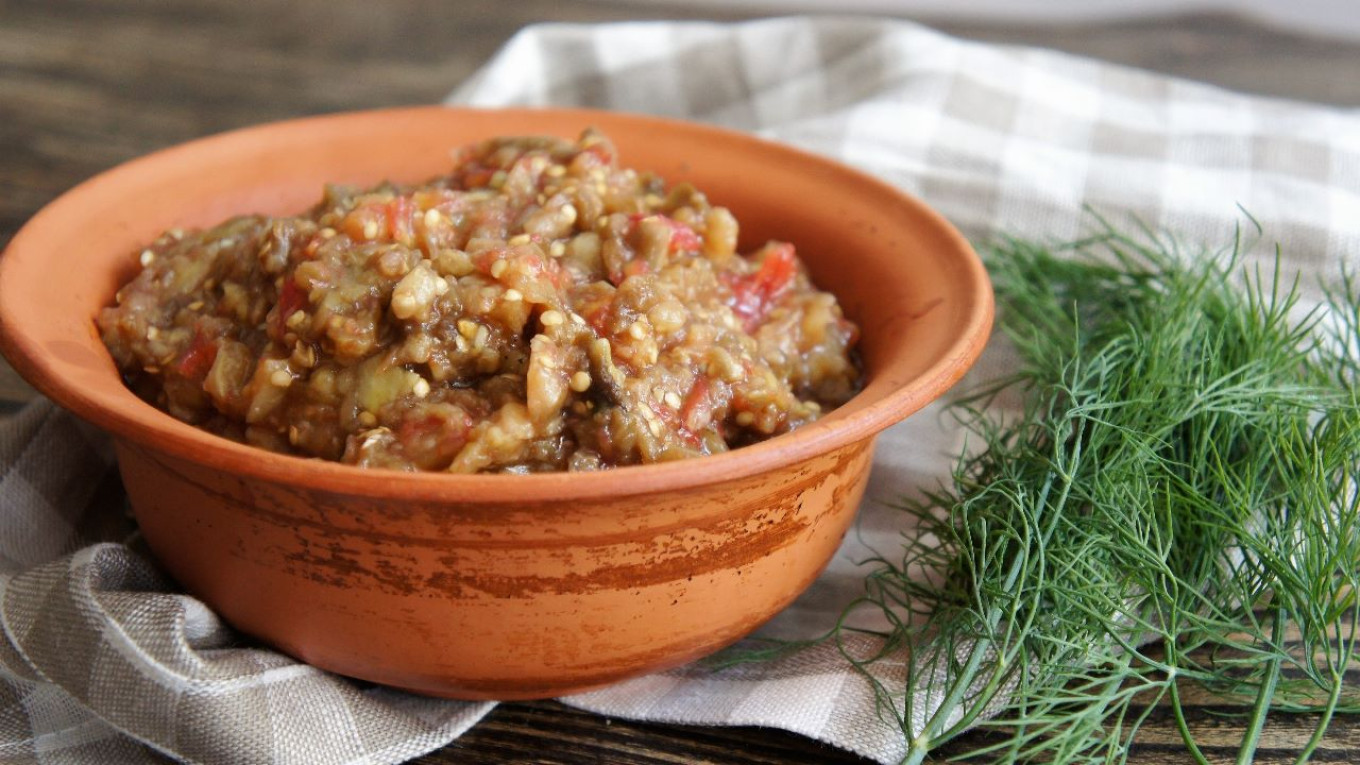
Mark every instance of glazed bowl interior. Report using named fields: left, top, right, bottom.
left=0, top=107, right=991, bottom=501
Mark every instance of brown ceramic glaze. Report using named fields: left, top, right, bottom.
left=0, top=107, right=992, bottom=699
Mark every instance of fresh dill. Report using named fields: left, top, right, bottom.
left=834, top=220, right=1360, bottom=764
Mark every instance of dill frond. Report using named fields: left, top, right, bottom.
left=833, top=220, right=1359, bottom=764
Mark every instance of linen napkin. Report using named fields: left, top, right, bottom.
left=3, top=16, right=1357, bottom=765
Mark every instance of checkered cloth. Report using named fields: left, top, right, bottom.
left=3, top=16, right=1357, bottom=765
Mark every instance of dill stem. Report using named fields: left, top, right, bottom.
left=1293, top=676, right=1344, bottom=764
left=1237, top=606, right=1286, bottom=765
left=902, top=540, right=1030, bottom=765
left=1166, top=651, right=1212, bottom=765
left=907, top=469, right=1073, bottom=765
left=903, top=619, right=997, bottom=765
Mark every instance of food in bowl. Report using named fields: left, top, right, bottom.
left=0, top=107, right=992, bottom=699
left=96, top=130, right=861, bottom=473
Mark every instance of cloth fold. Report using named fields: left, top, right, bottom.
left=3, top=16, right=1357, bottom=765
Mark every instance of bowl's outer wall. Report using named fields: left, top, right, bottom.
left=116, top=435, right=875, bottom=699
left=0, top=107, right=994, bottom=698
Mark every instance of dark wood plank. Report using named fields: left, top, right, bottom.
left=436, top=701, right=871, bottom=764
left=3, top=1, right=1359, bottom=762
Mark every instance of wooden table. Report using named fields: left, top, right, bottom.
left=3, top=2, right=1358, bottom=761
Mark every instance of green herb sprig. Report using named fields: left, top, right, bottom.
left=838, top=220, right=1359, bottom=763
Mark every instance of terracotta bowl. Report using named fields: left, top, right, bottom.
left=0, top=107, right=991, bottom=700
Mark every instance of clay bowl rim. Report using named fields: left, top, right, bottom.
left=0, top=106, right=992, bottom=505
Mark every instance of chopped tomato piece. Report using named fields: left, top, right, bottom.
left=605, top=252, right=649, bottom=287
left=582, top=304, right=611, bottom=333
left=628, top=213, right=702, bottom=254
left=728, top=243, right=798, bottom=330
left=387, top=196, right=414, bottom=244
left=272, top=279, right=307, bottom=337
left=573, top=141, right=614, bottom=170
left=474, top=249, right=569, bottom=291
left=451, top=149, right=499, bottom=189
left=584, top=142, right=614, bottom=165
left=679, top=377, right=711, bottom=433
left=542, top=256, right=570, bottom=289
left=650, top=386, right=703, bottom=449
left=336, top=202, right=390, bottom=241
left=396, top=408, right=473, bottom=470
left=621, top=259, right=650, bottom=280
left=472, top=248, right=506, bottom=274
left=175, top=329, right=218, bottom=381
left=668, top=378, right=709, bottom=448
left=668, top=225, right=702, bottom=254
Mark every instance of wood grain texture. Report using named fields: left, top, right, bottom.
left=2, top=1, right=1359, bottom=762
